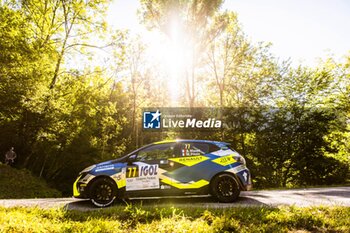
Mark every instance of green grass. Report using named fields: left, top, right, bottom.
left=0, top=205, right=349, bottom=232
left=0, top=164, right=61, bottom=199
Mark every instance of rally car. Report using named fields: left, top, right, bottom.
left=73, top=139, right=252, bottom=207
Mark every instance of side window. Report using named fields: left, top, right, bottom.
left=209, top=144, right=220, bottom=153
left=179, top=143, right=209, bottom=156
left=137, top=143, right=175, bottom=161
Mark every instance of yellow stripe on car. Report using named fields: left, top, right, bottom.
left=162, top=178, right=209, bottom=189
left=73, top=175, right=82, bottom=197
left=116, top=179, right=126, bottom=188
left=153, top=139, right=177, bottom=144
left=169, top=156, right=209, bottom=166
left=212, top=154, right=236, bottom=166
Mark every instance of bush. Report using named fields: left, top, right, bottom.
left=0, top=164, right=61, bottom=198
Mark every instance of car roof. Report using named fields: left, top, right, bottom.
left=152, top=139, right=230, bottom=148
left=112, top=139, right=232, bottom=162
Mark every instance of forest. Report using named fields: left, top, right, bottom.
left=0, top=0, right=349, bottom=195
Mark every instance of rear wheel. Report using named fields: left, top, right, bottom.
left=211, top=173, right=240, bottom=202
left=89, top=177, right=117, bottom=207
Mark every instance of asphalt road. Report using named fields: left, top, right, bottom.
left=0, top=186, right=349, bottom=210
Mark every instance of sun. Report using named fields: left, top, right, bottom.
left=106, top=1, right=195, bottom=106
left=143, top=18, right=192, bottom=106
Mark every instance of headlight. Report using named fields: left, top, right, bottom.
left=79, top=165, right=96, bottom=175
left=234, top=155, right=246, bottom=165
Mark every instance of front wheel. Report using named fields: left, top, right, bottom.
left=89, top=178, right=117, bottom=207
left=211, top=173, right=240, bottom=202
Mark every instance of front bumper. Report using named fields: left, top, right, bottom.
left=246, top=183, right=253, bottom=191
left=236, top=167, right=252, bottom=191
left=73, top=174, right=90, bottom=198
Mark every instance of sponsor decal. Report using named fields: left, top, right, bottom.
left=211, top=149, right=236, bottom=156
left=126, top=164, right=160, bottom=191
left=182, top=148, right=203, bottom=156
left=242, top=171, right=248, bottom=182
left=95, top=164, right=114, bottom=172
left=112, top=173, right=122, bottom=181
left=212, top=155, right=236, bottom=166
left=112, top=169, right=126, bottom=188
left=169, top=156, right=209, bottom=166
left=126, top=164, right=158, bottom=178
left=232, top=165, right=246, bottom=173
left=81, top=174, right=94, bottom=183
left=181, top=143, right=204, bottom=156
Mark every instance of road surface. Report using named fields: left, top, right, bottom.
left=0, top=186, right=349, bottom=210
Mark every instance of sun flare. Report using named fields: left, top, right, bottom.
left=144, top=19, right=192, bottom=105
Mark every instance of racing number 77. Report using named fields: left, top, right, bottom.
left=127, top=166, right=138, bottom=178
left=183, top=143, right=191, bottom=156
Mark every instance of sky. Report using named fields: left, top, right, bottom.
left=107, top=0, right=350, bottom=67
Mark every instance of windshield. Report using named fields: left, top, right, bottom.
left=111, top=145, right=148, bottom=163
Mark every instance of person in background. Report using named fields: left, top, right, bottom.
left=5, top=147, right=17, bottom=166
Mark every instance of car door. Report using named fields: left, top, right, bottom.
left=125, top=143, right=176, bottom=194
left=165, top=142, right=212, bottom=191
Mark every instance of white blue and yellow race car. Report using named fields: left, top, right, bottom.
left=73, top=140, right=252, bottom=207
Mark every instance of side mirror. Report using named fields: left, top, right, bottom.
left=127, top=154, right=137, bottom=164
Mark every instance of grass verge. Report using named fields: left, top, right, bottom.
left=0, top=164, right=61, bottom=198
left=0, top=205, right=349, bottom=232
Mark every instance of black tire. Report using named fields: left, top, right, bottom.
left=211, top=173, right=240, bottom=203
left=89, top=177, right=117, bottom=207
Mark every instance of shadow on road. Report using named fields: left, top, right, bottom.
left=64, top=195, right=267, bottom=211
left=294, top=189, right=350, bottom=198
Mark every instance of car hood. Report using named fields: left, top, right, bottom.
left=96, top=160, right=113, bottom=166
left=94, top=158, right=126, bottom=169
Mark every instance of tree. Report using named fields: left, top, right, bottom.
left=0, top=5, right=55, bottom=165
left=320, top=55, right=350, bottom=170
left=205, top=11, right=278, bottom=153
left=17, top=0, right=111, bottom=89
left=4, top=0, right=124, bottom=169
left=249, top=65, right=349, bottom=187
left=139, top=0, right=228, bottom=107
left=206, top=12, right=251, bottom=108
left=0, top=2, right=130, bottom=194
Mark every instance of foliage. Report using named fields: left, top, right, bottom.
left=246, top=106, right=349, bottom=188
left=0, top=0, right=349, bottom=196
left=139, top=0, right=229, bottom=107
left=0, top=205, right=350, bottom=232
left=0, top=3, right=129, bottom=195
